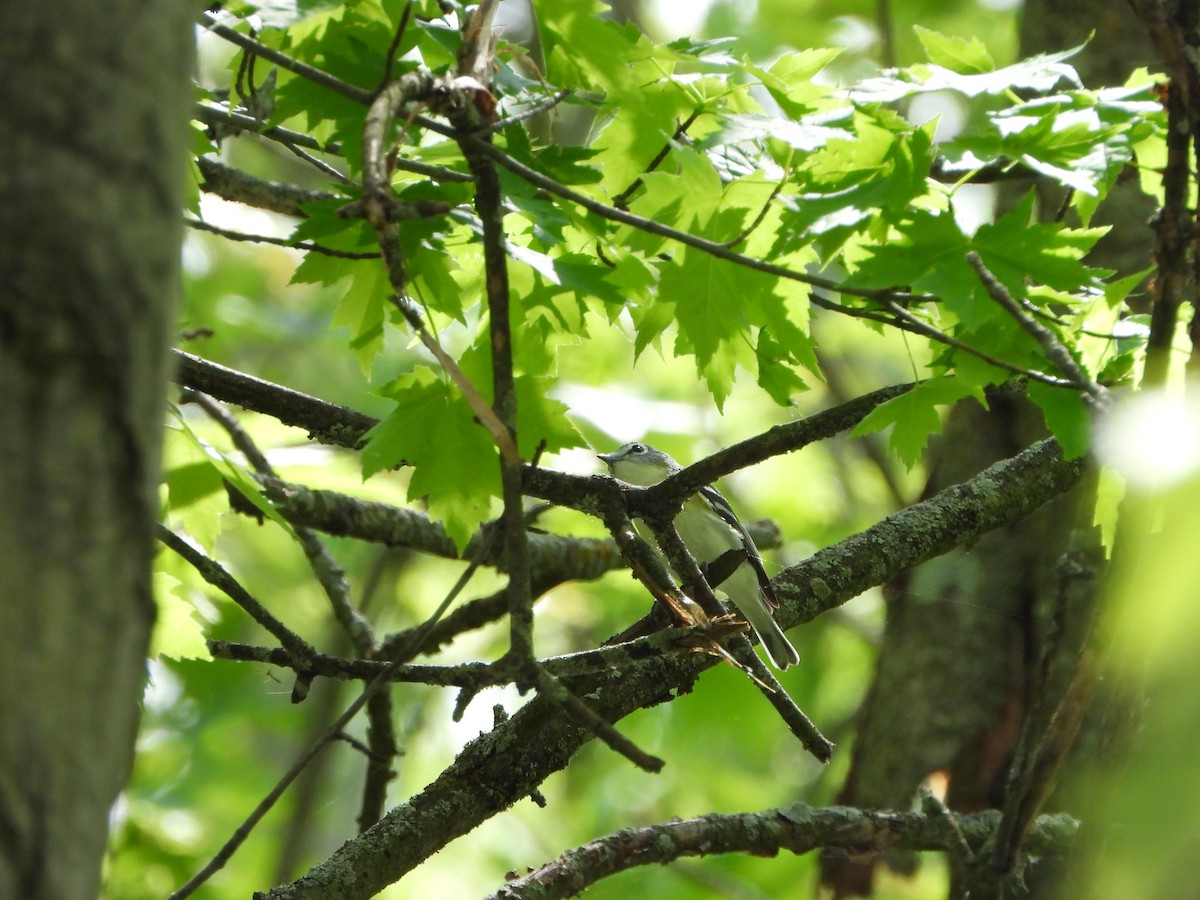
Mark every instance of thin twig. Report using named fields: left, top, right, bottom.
left=966, top=250, right=1108, bottom=408
left=480, top=88, right=573, bottom=134
left=181, top=391, right=376, bottom=655
left=185, top=217, right=377, bottom=259
left=281, top=142, right=352, bottom=183
left=203, top=12, right=374, bottom=105
left=613, top=109, right=702, bottom=209
left=157, top=525, right=316, bottom=668
left=211, top=620, right=748, bottom=689
left=169, top=521, right=500, bottom=900
left=877, top=295, right=1082, bottom=389
left=195, top=102, right=475, bottom=183
left=196, top=101, right=337, bottom=152
left=375, top=2, right=413, bottom=94
left=532, top=665, right=665, bottom=771
left=718, top=174, right=787, bottom=249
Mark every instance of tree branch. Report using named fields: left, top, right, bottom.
left=210, top=620, right=747, bottom=690
left=260, top=437, right=1086, bottom=900
left=194, top=102, right=474, bottom=184
left=966, top=251, right=1108, bottom=408
left=196, top=157, right=336, bottom=217
left=157, top=525, right=317, bottom=685
left=185, top=217, right=377, bottom=259
left=1143, top=79, right=1192, bottom=385
left=486, top=805, right=1078, bottom=900
left=172, top=350, right=378, bottom=450
left=203, top=13, right=374, bottom=106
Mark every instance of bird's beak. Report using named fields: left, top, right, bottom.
left=597, top=451, right=620, bottom=469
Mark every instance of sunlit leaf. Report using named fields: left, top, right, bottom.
left=150, top=574, right=212, bottom=661
left=852, top=376, right=984, bottom=467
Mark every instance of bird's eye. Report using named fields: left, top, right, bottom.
left=629, top=443, right=646, bottom=454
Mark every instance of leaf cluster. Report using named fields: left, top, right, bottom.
left=137, top=2, right=1173, bottom=897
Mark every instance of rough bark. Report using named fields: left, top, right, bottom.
left=0, top=3, right=194, bottom=897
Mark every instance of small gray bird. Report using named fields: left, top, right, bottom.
left=598, top=442, right=800, bottom=670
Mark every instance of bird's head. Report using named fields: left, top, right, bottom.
left=597, top=442, right=680, bottom=486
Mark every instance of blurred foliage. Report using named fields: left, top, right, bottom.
left=98, top=0, right=1186, bottom=897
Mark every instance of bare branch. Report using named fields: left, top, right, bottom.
left=194, top=102, right=474, bottom=183
left=486, top=805, right=1077, bottom=900
left=210, top=620, right=747, bottom=689
left=877, top=295, right=1082, bottom=389
left=613, top=110, right=703, bottom=209
left=966, top=251, right=1108, bottom=408
left=172, top=350, right=378, bottom=450
left=181, top=391, right=376, bottom=655
left=196, top=157, right=335, bottom=217
left=481, top=89, right=573, bottom=135
left=156, top=525, right=316, bottom=679
left=185, top=217, right=377, bottom=259
left=202, top=12, right=374, bottom=106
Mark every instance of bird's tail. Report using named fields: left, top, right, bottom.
left=755, top=616, right=801, bottom=670
left=737, top=599, right=800, bottom=670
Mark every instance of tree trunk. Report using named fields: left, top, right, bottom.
left=0, top=3, right=194, bottom=897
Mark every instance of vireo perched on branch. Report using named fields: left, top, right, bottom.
left=598, top=442, right=800, bottom=670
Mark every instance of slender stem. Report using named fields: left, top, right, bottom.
left=185, top=217, right=377, bottom=259
left=157, top=525, right=316, bottom=668
left=203, top=13, right=374, bottom=105
left=966, top=251, right=1107, bottom=408
left=169, top=522, right=499, bottom=900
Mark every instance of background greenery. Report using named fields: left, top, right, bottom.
left=99, top=1, right=1197, bottom=897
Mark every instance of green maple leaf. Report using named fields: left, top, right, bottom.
left=915, top=27, right=996, bottom=74
left=845, top=209, right=973, bottom=301
left=363, top=369, right=500, bottom=550
left=1028, top=381, right=1092, bottom=459
left=756, top=330, right=810, bottom=405
left=853, top=376, right=984, bottom=467
left=972, top=192, right=1109, bottom=295
left=332, top=264, right=387, bottom=376
left=660, top=246, right=772, bottom=369
left=514, top=376, right=584, bottom=458
left=151, top=574, right=212, bottom=662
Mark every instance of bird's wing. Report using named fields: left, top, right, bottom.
left=699, top=484, right=780, bottom=611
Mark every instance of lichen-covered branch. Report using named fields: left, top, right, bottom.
left=259, top=437, right=1086, bottom=900
left=172, top=350, right=377, bottom=449
left=487, top=805, right=1078, bottom=900
left=195, top=157, right=335, bottom=217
